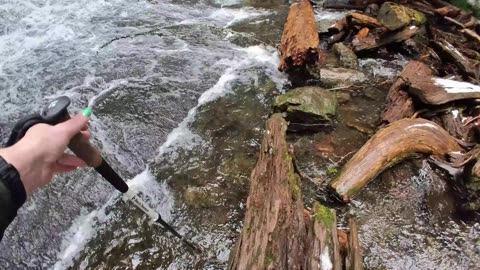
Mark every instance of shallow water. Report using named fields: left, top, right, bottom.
left=1, top=0, right=479, bottom=269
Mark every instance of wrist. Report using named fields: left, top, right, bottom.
left=0, top=152, right=27, bottom=207
left=0, top=146, right=35, bottom=194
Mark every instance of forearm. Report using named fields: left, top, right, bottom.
left=0, top=151, right=27, bottom=240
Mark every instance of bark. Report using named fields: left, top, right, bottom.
left=279, top=0, right=319, bottom=73
left=329, top=118, right=462, bottom=202
left=346, top=218, right=362, bottom=270
left=382, top=61, right=433, bottom=124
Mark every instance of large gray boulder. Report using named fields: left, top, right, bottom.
left=274, top=86, right=337, bottom=132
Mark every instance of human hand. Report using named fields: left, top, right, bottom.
left=0, top=112, right=91, bottom=194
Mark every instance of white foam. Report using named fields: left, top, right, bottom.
left=434, top=78, right=480, bottom=94
left=156, top=45, right=285, bottom=160
left=320, top=247, right=333, bottom=270
left=52, top=169, right=174, bottom=270
left=180, top=7, right=272, bottom=28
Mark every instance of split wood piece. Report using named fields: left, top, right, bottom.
left=434, top=6, right=461, bottom=17
left=347, top=12, right=383, bottom=28
left=353, top=25, right=419, bottom=52
left=228, top=113, right=307, bottom=269
left=431, top=39, right=478, bottom=80
left=279, top=0, right=319, bottom=73
left=407, top=77, right=480, bottom=105
left=346, top=218, right=362, bottom=270
left=382, top=61, right=433, bottom=124
left=329, top=118, right=462, bottom=202
left=305, top=203, right=342, bottom=270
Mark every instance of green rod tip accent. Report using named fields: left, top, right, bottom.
left=83, top=108, right=92, bottom=117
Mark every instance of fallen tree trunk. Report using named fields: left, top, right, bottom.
left=279, top=0, right=319, bottom=73
left=229, top=114, right=357, bottom=269
left=329, top=118, right=462, bottom=202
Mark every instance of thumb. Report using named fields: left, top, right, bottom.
left=56, top=109, right=91, bottom=138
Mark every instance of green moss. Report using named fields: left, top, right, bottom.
left=314, top=204, right=335, bottom=227
left=327, top=166, right=338, bottom=176
left=264, top=255, right=273, bottom=266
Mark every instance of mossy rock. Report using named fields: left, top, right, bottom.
left=274, top=87, right=337, bottom=132
left=377, top=2, right=426, bottom=31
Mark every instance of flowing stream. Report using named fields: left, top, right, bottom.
left=0, top=0, right=479, bottom=269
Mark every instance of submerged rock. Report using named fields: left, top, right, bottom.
left=332, top=42, right=358, bottom=69
left=377, top=2, right=426, bottom=31
left=184, top=186, right=221, bottom=208
left=274, top=86, right=337, bottom=132
left=320, top=67, right=367, bottom=87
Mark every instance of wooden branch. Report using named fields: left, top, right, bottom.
left=329, top=118, right=462, bottom=202
left=346, top=218, right=362, bottom=270
left=353, top=25, right=419, bottom=52
left=348, top=12, right=383, bottom=28
left=461, top=28, right=480, bottom=44
left=279, top=0, right=319, bottom=73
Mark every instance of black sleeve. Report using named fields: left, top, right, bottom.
left=0, top=156, right=26, bottom=240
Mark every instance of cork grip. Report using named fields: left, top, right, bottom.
left=63, top=114, right=103, bottom=168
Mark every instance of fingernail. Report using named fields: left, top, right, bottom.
left=82, top=108, right=92, bottom=117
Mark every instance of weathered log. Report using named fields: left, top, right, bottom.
left=304, top=203, right=342, bottom=270
left=279, top=0, right=319, bottom=73
left=382, top=61, right=433, bottom=124
left=346, top=218, right=362, bottom=270
left=228, top=113, right=306, bottom=269
left=329, top=118, right=462, bottom=202
left=407, top=77, right=480, bottom=105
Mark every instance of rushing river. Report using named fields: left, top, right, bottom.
left=1, top=0, right=479, bottom=269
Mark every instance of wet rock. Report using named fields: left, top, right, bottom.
left=332, top=43, right=358, bottom=69
left=274, top=86, right=337, bottom=132
left=184, top=186, right=221, bottom=209
left=377, top=2, right=426, bottom=31
left=320, top=67, right=367, bottom=87
left=336, top=91, right=351, bottom=104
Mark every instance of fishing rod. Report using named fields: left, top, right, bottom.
left=6, top=96, right=202, bottom=253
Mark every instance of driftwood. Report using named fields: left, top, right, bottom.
left=229, top=114, right=362, bottom=269
left=382, top=61, right=433, bottom=124
left=407, top=77, right=480, bottom=105
left=431, top=39, right=478, bottom=80
left=346, top=218, right=362, bottom=270
left=279, top=0, right=319, bottom=73
left=329, top=118, right=462, bottom=202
